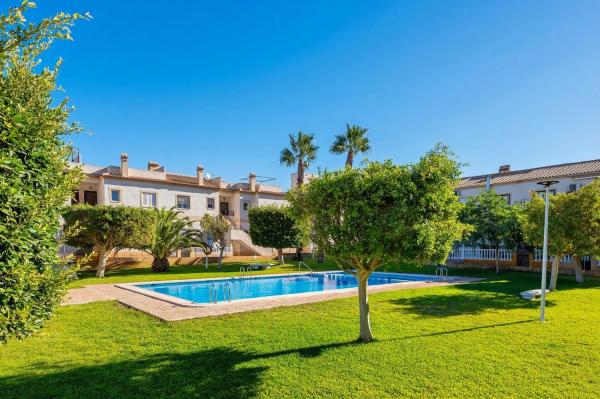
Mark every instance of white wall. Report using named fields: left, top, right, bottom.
left=101, top=177, right=220, bottom=221
left=458, top=176, right=597, bottom=204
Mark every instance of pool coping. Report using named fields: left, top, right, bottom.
left=95, top=272, right=485, bottom=321
left=115, top=271, right=465, bottom=308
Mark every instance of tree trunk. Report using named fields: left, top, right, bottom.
left=218, top=245, right=224, bottom=270
left=151, top=257, right=170, bottom=273
left=495, top=246, right=500, bottom=273
left=357, top=272, right=374, bottom=343
left=317, top=251, right=325, bottom=263
left=549, top=253, right=562, bottom=291
left=346, top=150, right=354, bottom=168
left=277, top=248, right=284, bottom=265
left=205, top=255, right=209, bottom=270
left=572, top=255, right=584, bottom=283
left=294, top=161, right=305, bottom=261
left=96, top=247, right=108, bottom=278
left=297, top=161, right=304, bottom=187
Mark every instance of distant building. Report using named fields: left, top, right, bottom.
left=69, top=153, right=287, bottom=257
left=457, top=159, right=600, bottom=204
left=452, top=159, right=600, bottom=275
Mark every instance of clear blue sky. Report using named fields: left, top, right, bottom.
left=29, top=0, right=600, bottom=188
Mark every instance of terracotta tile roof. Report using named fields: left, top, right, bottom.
left=458, top=159, right=600, bottom=189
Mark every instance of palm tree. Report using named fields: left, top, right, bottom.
left=144, top=207, right=206, bottom=272
left=330, top=124, right=370, bottom=168
left=280, top=130, right=319, bottom=187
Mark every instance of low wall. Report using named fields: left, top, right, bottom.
left=447, top=258, right=600, bottom=277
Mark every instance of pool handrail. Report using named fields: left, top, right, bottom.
left=298, top=261, right=313, bottom=274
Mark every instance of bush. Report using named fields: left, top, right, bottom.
left=0, top=3, right=87, bottom=343
left=248, top=205, right=305, bottom=264
left=63, top=205, right=153, bottom=277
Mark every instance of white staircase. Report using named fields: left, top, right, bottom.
left=229, top=228, right=273, bottom=256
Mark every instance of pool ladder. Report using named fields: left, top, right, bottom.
left=435, top=266, right=449, bottom=280
left=208, top=282, right=232, bottom=304
left=239, top=266, right=252, bottom=279
left=298, top=261, right=314, bottom=276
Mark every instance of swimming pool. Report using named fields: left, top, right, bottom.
left=128, top=272, right=448, bottom=305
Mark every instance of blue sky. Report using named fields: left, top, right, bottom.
left=29, top=0, right=600, bottom=188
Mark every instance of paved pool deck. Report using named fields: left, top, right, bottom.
left=62, top=275, right=483, bottom=321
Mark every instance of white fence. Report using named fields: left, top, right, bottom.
left=533, top=250, right=572, bottom=263
left=448, top=247, right=513, bottom=261
left=533, top=250, right=600, bottom=267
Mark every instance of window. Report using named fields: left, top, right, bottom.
left=243, top=202, right=249, bottom=211
left=536, top=189, right=556, bottom=199
left=110, top=189, right=121, bottom=203
left=141, top=192, right=157, bottom=207
left=177, top=195, right=190, bottom=209
left=207, top=197, right=215, bottom=210
left=498, top=194, right=511, bottom=205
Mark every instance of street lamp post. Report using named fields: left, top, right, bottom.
left=537, top=180, right=558, bottom=322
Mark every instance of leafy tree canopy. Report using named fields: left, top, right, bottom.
left=289, top=144, right=469, bottom=341
left=248, top=205, right=307, bottom=264
left=0, top=2, right=88, bottom=343
left=63, top=205, right=153, bottom=277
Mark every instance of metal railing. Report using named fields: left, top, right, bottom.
left=222, top=282, right=232, bottom=302
left=208, top=283, right=218, bottom=304
left=298, top=261, right=313, bottom=273
left=435, top=267, right=448, bottom=279
left=448, top=247, right=513, bottom=261
left=533, top=250, right=572, bottom=263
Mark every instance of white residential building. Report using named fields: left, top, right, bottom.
left=70, top=153, right=287, bottom=257
left=456, top=159, right=600, bottom=205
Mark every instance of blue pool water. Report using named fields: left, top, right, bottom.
left=135, top=272, right=442, bottom=304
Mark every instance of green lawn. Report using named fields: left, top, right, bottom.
left=2, top=263, right=600, bottom=398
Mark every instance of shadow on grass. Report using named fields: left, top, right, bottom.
left=0, top=342, right=360, bottom=399
left=397, top=319, right=537, bottom=340
left=387, top=274, right=559, bottom=317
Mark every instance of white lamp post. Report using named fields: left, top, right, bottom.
left=537, top=180, right=558, bottom=322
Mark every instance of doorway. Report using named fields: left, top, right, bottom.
left=219, top=201, right=229, bottom=216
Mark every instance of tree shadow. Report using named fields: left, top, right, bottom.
left=387, top=277, right=558, bottom=317
left=0, top=342, right=359, bottom=399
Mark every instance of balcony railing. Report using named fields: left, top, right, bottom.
left=448, top=247, right=513, bottom=261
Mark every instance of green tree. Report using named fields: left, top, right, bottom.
left=460, top=190, right=522, bottom=273
left=63, top=206, right=153, bottom=278
left=329, top=124, right=370, bottom=168
left=0, top=2, right=88, bottom=343
left=289, top=145, right=469, bottom=342
left=280, top=130, right=318, bottom=188
left=143, top=208, right=207, bottom=273
left=523, top=181, right=600, bottom=289
left=280, top=130, right=318, bottom=260
left=248, top=205, right=306, bottom=264
left=200, top=214, right=231, bottom=270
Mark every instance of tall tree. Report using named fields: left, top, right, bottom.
left=461, top=190, right=522, bottom=273
left=143, top=208, right=207, bottom=273
left=329, top=124, right=370, bottom=168
left=279, top=130, right=318, bottom=187
left=280, top=130, right=318, bottom=260
left=63, top=206, right=153, bottom=278
left=200, top=214, right=231, bottom=270
left=0, top=2, right=88, bottom=343
left=523, top=181, right=600, bottom=289
left=289, top=145, right=469, bottom=342
left=248, top=205, right=307, bottom=264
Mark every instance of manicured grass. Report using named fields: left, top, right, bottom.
left=2, top=266, right=600, bottom=398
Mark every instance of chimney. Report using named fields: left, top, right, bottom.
left=147, top=161, right=160, bottom=171
left=120, top=153, right=129, bottom=177
left=196, top=165, right=204, bottom=185
left=498, top=164, right=511, bottom=173
left=249, top=172, right=257, bottom=192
